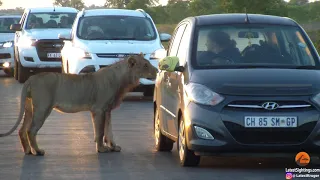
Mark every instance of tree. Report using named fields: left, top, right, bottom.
left=288, top=0, right=308, bottom=6
left=53, top=0, right=85, bottom=10
left=189, top=0, right=222, bottom=16
left=104, top=0, right=131, bottom=8
left=220, top=0, right=288, bottom=16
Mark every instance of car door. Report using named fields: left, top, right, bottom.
left=161, top=23, right=187, bottom=136
left=166, top=23, right=192, bottom=137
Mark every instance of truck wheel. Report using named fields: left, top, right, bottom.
left=17, top=61, right=30, bottom=83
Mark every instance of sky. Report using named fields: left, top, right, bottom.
left=0, top=0, right=317, bottom=10
left=0, top=0, right=169, bottom=9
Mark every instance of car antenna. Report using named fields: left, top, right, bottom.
left=244, top=7, right=249, bottom=23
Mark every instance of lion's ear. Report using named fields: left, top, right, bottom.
left=128, top=56, right=136, bottom=68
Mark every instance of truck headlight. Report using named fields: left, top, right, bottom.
left=150, top=49, right=167, bottom=60
left=0, top=41, right=13, bottom=48
left=17, top=37, right=36, bottom=47
left=72, top=48, right=91, bottom=59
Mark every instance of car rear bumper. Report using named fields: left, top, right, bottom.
left=183, top=98, right=320, bottom=157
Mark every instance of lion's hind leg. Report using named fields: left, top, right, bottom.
left=26, top=106, right=52, bottom=156
left=19, top=98, right=33, bottom=155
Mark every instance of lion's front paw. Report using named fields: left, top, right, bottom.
left=31, top=148, right=45, bottom=156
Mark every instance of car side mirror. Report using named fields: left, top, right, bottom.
left=58, top=32, right=72, bottom=41
left=10, top=24, right=21, bottom=31
left=159, top=33, right=171, bottom=42
left=174, top=66, right=185, bottom=72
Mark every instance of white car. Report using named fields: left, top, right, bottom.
left=59, top=8, right=171, bottom=96
left=0, top=15, right=21, bottom=76
left=10, top=7, right=78, bottom=83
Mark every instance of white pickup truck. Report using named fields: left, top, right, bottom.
left=10, top=7, right=78, bottom=83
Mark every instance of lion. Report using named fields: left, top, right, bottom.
left=0, top=53, right=158, bottom=156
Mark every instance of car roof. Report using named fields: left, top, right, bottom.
left=26, top=7, right=78, bottom=13
left=0, top=15, right=21, bottom=19
left=193, top=13, right=298, bottom=26
left=80, top=9, right=149, bottom=18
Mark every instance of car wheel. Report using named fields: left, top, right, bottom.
left=154, top=107, right=174, bottom=151
left=144, top=86, right=154, bottom=97
left=178, top=115, right=200, bottom=167
left=14, top=48, right=19, bottom=80
left=66, top=61, right=69, bottom=73
left=17, top=60, right=30, bottom=83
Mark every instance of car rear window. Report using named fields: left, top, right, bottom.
left=192, top=24, right=320, bottom=69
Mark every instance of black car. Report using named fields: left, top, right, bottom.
left=153, top=13, right=320, bottom=167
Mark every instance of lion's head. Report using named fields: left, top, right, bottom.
left=127, top=53, right=158, bottom=80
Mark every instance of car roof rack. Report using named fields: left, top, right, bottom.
left=135, top=9, right=147, bottom=17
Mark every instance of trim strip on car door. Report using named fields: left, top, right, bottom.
left=160, top=105, right=176, bottom=118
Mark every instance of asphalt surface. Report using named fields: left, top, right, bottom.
left=0, top=71, right=313, bottom=180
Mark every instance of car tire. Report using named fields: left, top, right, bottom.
left=178, top=115, right=200, bottom=167
left=14, top=47, right=19, bottom=80
left=154, top=107, right=174, bottom=151
left=143, top=85, right=154, bottom=97
left=17, top=60, right=30, bottom=83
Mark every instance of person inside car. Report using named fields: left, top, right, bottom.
left=198, top=30, right=241, bottom=65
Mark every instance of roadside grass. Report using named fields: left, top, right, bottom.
left=156, top=24, right=176, bottom=49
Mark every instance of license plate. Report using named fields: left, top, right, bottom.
left=244, top=116, right=297, bottom=128
left=47, top=53, right=61, bottom=58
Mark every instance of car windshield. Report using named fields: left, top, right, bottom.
left=193, top=24, right=320, bottom=69
left=77, top=15, right=157, bottom=41
left=25, top=12, right=77, bottom=29
left=0, top=17, right=20, bottom=33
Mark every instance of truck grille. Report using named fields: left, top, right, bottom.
left=96, top=53, right=140, bottom=58
left=223, top=121, right=317, bottom=144
left=35, top=40, right=64, bottom=62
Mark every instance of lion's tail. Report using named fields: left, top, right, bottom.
left=0, top=79, right=31, bottom=137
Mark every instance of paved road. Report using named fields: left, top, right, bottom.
left=0, top=71, right=307, bottom=180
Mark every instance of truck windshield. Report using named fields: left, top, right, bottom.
left=192, top=24, right=320, bottom=69
left=25, top=12, right=77, bottom=29
left=0, top=17, right=20, bottom=33
left=76, top=15, right=157, bottom=41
